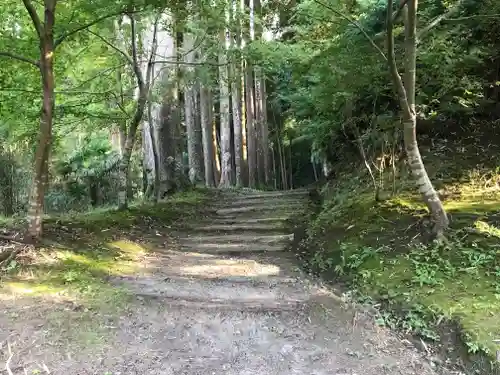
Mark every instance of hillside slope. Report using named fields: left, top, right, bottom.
left=297, top=134, right=500, bottom=373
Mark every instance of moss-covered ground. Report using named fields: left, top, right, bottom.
left=0, top=190, right=212, bottom=330
left=299, top=139, right=500, bottom=370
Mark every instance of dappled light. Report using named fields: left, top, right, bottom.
left=178, top=257, right=281, bottom=278
left=2, top=0, right=500, bottom=372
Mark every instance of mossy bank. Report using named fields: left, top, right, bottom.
left=295, top=138, right=500, bottom=374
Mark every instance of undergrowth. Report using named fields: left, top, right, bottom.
left=299, top=139, right=500, bottom=372
left=0, top=189, right=212, bottom=305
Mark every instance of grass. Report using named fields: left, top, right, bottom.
left=299, top=143, right=500, bottom=369
left=0, top=189, right=212, bottom=306
left=0, top=189, right=213, bottom=354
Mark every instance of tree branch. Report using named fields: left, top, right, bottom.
left=445, top=13, right=500, bottom=21
left=417, top=2, right=462, bottom=39
left=87, top=30, right=134, bottom=66
left=0, top=52, right=40, bottom=67
left=386, top=0, right=411, bottom=119
left=54, top=11, right=129, bottom=49
left=22, top=0, right=43, bottom=39
left=146, top=15, right=161, bottom=90
left=311, top=0, right=387, bottom=61
left=392, top=0, right=410, bottom=22
left=129, top=13, right=144, bottom=92
left=151, top=59, right=225, bottom=67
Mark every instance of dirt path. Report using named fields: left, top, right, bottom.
left=1, top=190, right=453, bottom=374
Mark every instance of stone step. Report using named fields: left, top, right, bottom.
left=111, top=275, right=310, bottom=312
left=179, top=233, right=293, bottom=245
left=230, top=189, right=310, bottom=200
left=186, top=223, right=287, bottom=233
left=206, top=216, right=290, bottom=225
left=215, top=205, right=298, bottom=216
left=113, top=274, right=300, bottom=286
left=177, top=242, right=287, bottom=254
left=219, top=198, right=308, bottom=209
left=137, top=294, right=305, bottom=312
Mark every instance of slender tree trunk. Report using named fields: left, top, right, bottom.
left=194, top=82, right=205, bottom=180
left=218, top=28, right=232, bottom=187
left=147, top=73, right=160, bottom=201
left=211, top=95, right=221, bottom=184
left=271, top=144, right=277, bottom=189
left=231, top=66, right=243, bottom=187
left=288, top=142, right=293, bottom=189
left=200, top=85, right=215, bottom=187
left=260, top=74, right=270, bottom=185
left=253, top=0, right=266, bottom=187
left=118, top=15, right=158, bottom=210
left=245, top=63, right=257, bottom=188
left=386, top=0, right=448, bottom=235
left=156, top=22, right=178, bottom=196
left=26, top=2, right=56, bottom=241
left=230, top=0, right=243, bottom=187
left=184, top=33, right=203, bottom=185
left=254, top=66, right=264, bottom=186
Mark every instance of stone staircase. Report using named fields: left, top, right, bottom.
left=174, top=188, right=310, bottom=256
left=108, top=188, right=440, bottom=375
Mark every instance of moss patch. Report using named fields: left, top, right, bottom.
left=300, top=160, right=500, bottom=367
left=1, top=189, right=212, bottom=307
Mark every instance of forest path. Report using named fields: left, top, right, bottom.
left=103, top=189, right=447, bottom=375
left=1, top=189, right=451, bottom=375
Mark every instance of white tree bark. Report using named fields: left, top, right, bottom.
left=387, top=0, right=448, bottom=235
left=200, top=85, right=216, bottom=187
left=230, top=7, right=243, bottom=187
left=218, top=29, right=232, bottom=188
left=184, top=33, right=204, bottom=185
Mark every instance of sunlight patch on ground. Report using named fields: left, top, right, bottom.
left=179, top=259, right=281, bottom=278
left=445, top=199, right=499, bottom=214
left=107, top=239, right=150, bottom=255
left=474, top=220, right=500, bottom=238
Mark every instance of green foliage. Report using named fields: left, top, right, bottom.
left=260, top=0, right=500, bottom=164
left=298, top=140, right=500, bottom=364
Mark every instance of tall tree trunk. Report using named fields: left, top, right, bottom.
left=218, top=28, right=232, bottom=187
left=184, top=33, right=203, bottom=185
left=254, top=66, right=264, bottom=186
left=26, top=1, right=56, bottom=241
left=231, top=62, right=243, bottom=188
left=156, top=20, right=179, bottom=196
left=253, top=0, right=267, bottom=187
left=244, top=65, right=257, bottom=188
left=194, top=82, right=205, bottom=180
left=118, top=14, right=158, bottom=210
left=244, top=0, right=257, bottom=188
left=260, top=74, right=270, bottom=185
left=200, top=85, right=216, bottom=187
left=230, top=0, right=243, bottom=187
left=386, top=0, right=448, bottom=235
left=147, top=67, right=160, bottom=201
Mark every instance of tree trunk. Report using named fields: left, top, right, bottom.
left=200, top=85, right=216, bottom=187
left=245, top=63, right=257, bottom=188
left=156, top=21, right=178, bottom=196
left=147, top=77, right=160, bottom=201
left=386, top=0, right=448, bottom=235
left=26, top=3, right=56, bottom=241
left=229, top=0, right=243, bottom=187
left=117, top=14, right=157, bottom=209
left=231, top=64, right=243, bottom=187
left=253, top=0, right=266, bottom=187
left=117, top=96, right=146, bottom=210
left=260, top=74, right=270, bottom=185
left=218, top=29, right=232, bottom=188
left=194, top=82, right=205, bottom=180
left=184, top=33, right=203, bottom=185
